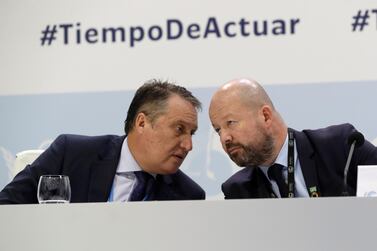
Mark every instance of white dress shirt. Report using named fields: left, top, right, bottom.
left=259, top=134, right=309, bottom=198
left=108, top=138, right=144, bottom=202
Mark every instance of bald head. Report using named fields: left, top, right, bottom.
left=211, top=78, right=274, bottom=112
left=209, top=78, right=287, bottom=166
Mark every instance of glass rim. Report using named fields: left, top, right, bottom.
left=39, top=175, right=69, bottom=178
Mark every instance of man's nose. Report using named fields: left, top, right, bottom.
left=220, top=130, right=232, bottom=146
left=181, top=135, right=193, bottom=152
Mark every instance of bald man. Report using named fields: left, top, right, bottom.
left=209, top=78, right=377, bottom=198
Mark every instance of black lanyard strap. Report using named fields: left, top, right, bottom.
left=287, top=128, right=295, bottom=198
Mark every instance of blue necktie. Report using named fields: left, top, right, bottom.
left=268, top=164, right=288, bottom=198
left=129, top=171, right=156, bottom=201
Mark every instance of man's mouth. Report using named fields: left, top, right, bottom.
left=172, top=154, right=185, bottom=160
left=227, top=145, right=241, bottom=155
left=228, top=149, right=238, bottom=155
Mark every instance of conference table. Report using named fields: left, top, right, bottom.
left=0, top=197, right=376, bottom=251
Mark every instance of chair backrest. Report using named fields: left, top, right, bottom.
left=13, top=149, right=44, bottom=177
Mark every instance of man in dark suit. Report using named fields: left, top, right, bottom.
left=209, top=78, right=377, bottom=198
left=0, top=80, right=205, bottom=204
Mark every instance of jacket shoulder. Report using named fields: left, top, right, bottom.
left=223, top=167, right=253, bottom=187
left=52, top=134, right=124, bottom=156
left=302, top=123, right=356, bottom=141
left=162, top=170, right=205, bottom=200
left=222, top=167, right=256, bottom=199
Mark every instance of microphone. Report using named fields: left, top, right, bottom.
left=342, top=131, right=365, bottom=196
left=347, top=131, right=365, bottom=147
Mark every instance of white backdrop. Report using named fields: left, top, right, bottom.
left=1, top=0, right=377, bottom=198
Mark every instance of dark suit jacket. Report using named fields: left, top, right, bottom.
left=0, top=134, right=205, bottom=204
left=222, top=123, right=377, bottom=199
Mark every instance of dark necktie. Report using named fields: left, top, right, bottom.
left=267, top=164, right=288, bottom=198
left=129, top=171, right=156, bottom=201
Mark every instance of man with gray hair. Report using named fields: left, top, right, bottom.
left=0, top=79, right=205, bottom=204
left=209, top=78, right=377, bottom=198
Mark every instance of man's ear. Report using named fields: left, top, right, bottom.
left=260, top=105, right=273, bottom=125
left=134, top=112, right=147, bottom=133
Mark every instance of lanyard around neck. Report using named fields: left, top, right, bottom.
left=287, top=128, right=295, bottom=198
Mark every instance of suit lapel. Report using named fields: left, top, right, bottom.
left=87, top=136, right=125, bottom=202
left=154, top=174, right=182, bottom=200
left=254, top=167, right=276, bottom=198
left=292, top=129, right=321, bottom=197
left=231, top=167, right=274, bottom=198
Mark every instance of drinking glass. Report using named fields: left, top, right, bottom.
left=37, top=175, right=71, bottom=204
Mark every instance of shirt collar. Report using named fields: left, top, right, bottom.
left=116, top=138, right=143, bottom=174
left=273, top=133, right=289, bottom=168
left=259, top=132, right=290, bottom=176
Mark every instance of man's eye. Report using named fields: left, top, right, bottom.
left=176, top=126, right=184, bottom=134
left=214, top=128, right=221, bottom=134
left=227, top=121, right=237, bottom=126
